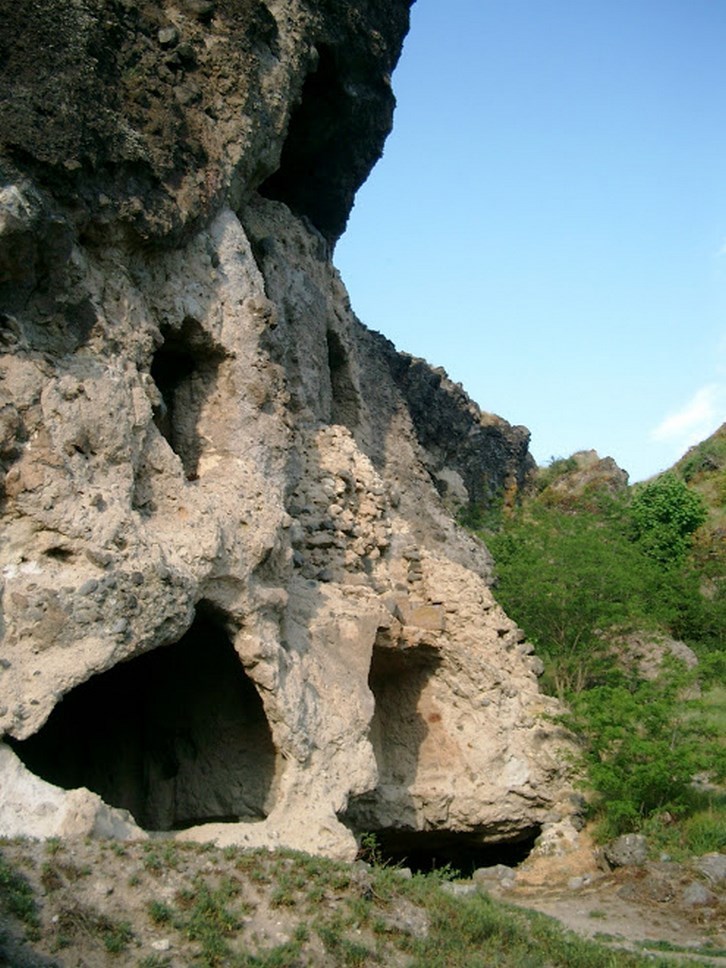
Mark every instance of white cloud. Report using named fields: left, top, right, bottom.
left=650, top=383, right=726, bottom=445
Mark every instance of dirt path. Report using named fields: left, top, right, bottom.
left=490, top=834, right=726, bottom=964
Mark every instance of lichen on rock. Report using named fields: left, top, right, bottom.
left=0, top=0, right=576, bottom=860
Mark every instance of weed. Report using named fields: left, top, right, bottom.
left=178, top=876, right=240, bottom=965
left=138, top=957, right=172, bottom=968
left=103, top=918, right=134, bottom=954
left=315, top=918, right=373, bottom=966
left=237, top=940, right=305, bottom=967
left=55, top=903, right=133, bottom=954
left=40, top=861, right=64, bottom=893
left=358, top=832, right=386, bottom=867
left=637, top=938, right=726, bottom=958
left=141, top=840, right=180, bottom=874
left=45, top=837, right=62, bottom=856
left=0, top=850, right=40, bottom=939
left=147, top=899, right=173, bottom=924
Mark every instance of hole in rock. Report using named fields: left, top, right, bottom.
left=8, top=605, right=280, bottom=831
left=259, top=45, right=348, bottom=244
left=345, top=641, right=443, bottom=831
left=366, top=826, right=542, bottom=878
left=326, top=330, right=359, bottom=430
left=364, top=642, right=443, bottom=793
left=150, top=317, right=226, bottom=480
left=347, top=643, right=541, bottom=877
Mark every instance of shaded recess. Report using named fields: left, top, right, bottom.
left=259, top=45, right=345, bottom=243
left=369, top=826, right=542, bottom=878
left=259, top=42, right=394, bottom=245
left=150, top=317, right=227, bottom=480
left=8, top=605, right=279, bottom=830
left=326, top=329, right=360, bottom=429
left=344, top=643, right=441, bottom=831
left=346, top=644, right=541, bottom=876
left=365, top=643, right=442, bottom=792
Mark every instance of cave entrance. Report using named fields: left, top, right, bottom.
left=364, top=827, right=542, bottom=878
left=259, top=44, right=346, bottom=244
left=347, top=642, right=541, bottom=877
left=326, top=329, right=359, bottom=430
left=150, top=317, right=227, bottom=480
left=8, top=605, right=280, bottom=831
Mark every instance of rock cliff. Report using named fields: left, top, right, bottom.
left=0, top=0, right=575, bottom=860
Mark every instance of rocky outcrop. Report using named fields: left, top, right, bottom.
left=0, top=0, right=575, bottom=859
left=535, top=450, right=629, bottom=506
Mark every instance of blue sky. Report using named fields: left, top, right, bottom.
left=334, top=0, right=726, bottom=482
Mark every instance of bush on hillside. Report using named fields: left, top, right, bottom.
left=628, top=473, right=707, bottom=565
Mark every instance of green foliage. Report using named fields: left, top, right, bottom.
left=405, top=891, right=652, bottom=967
left=678, top=430, right=726, bottom=483
left=0, top=849, right=40, bottom=939
left=488, top=504, right=657, bottom=696
left=469, top=454, right=724, bottom=840
left=147, top=899, right=173, bottom=924
left=565, top=665, right=726, bottom=836
left=536, top=455, right=580, bottom=492
left=176, top=876, right=240, bottom=966
left=629, top=473, right=706, bottom=565
left=640, top=790, right=726, bottom=858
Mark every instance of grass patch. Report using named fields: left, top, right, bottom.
left=175, top=876, right=241, bottom=966
left=53, top=903, right=133, bottom=954
left=0, top=849, right=40, bottom=939
left=636, top=938, right=726, bottom=958
left=407, top=892, right=657, bottom=967
left=640, top=789, right=726, bottom=858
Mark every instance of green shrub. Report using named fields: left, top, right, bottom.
left=0, top=850, right=40, bottom=938
left=488, top=504, right=657, bottom=697
left=565, top=665, right=726, bottom=837
left=629, top=474, right=706, bottom=565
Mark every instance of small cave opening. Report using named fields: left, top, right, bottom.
left=346, top=641, right=541, bottom=878
left=326, top=329, right=360, bottom=430
left=363, top=827, right=542, bottom=878
left=150, top=317, right=227, bottom=480
left=8, top=605, right=280, bottom=831
left=259, top=44, right=349, bottom=244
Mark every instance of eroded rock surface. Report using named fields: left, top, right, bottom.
left=0, top=0, right=575, bottom=859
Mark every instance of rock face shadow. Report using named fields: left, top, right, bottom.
left=366, top=643, right=442, bottom=793
left=8, top=605, right=281, bottom=831
left=150, top=316, right=228, bottom=481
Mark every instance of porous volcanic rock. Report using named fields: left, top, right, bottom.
left=0, top=0, right=575, bottom=859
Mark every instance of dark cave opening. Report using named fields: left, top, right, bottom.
left=8, top=605, right=280, bottom=831
left=259, top=45, right=349, bottom=244
left=150, top=317, right=226, bottom=480
left=347, top=642, right=541, bottom=878
left=366, top=826, right=542, bottom=878
left=326, top=329, right=360, bottom=429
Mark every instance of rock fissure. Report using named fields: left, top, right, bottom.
left=150, top=316, right=228, bottom=481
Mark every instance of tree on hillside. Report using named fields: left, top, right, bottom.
left=629, top=474, right=707, bottom=565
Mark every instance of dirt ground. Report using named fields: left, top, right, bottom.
left=0, top=833, right=723, bottom=966
left=493, top=831, right=726, bottom=965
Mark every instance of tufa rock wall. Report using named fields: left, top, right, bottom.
left=0, top=0, right=575, bottom=859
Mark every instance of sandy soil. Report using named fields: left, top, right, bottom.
left=492, top=832, right=726, bottom=965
